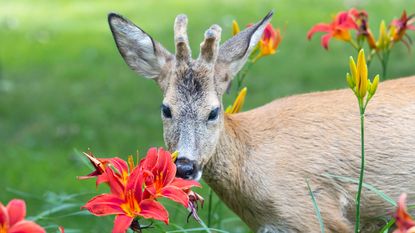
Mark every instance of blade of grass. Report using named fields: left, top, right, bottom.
left=29, top=203, right=80, bottom=221
left=6, top=187, right=43, bottom=200
left=323, top=173, right=397, bottom=206
left=379, top=218, right=395, bottom=233
left=306, top=178, right=325, bottom=233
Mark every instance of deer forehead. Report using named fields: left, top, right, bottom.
left=164, top=61, right=219, bottom=107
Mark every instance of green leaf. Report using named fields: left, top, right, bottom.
left=306, top=178, right=325, bottom=233
left=322, top=173, right=397, bottom=206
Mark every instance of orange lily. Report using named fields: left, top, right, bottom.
left=258, top=23, right=282, bottom=58
left=308, top=9, right=358, bottom=49
left=0, top=199, right=45, bottom=233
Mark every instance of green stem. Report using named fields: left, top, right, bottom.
left=355, top=99, right=365, bottom=233
left=349, top=40, right=360, bottom=51
left=375, top=50, right=389, bottom=80
left=234, top=60, right=254, bottom=97
left=382, top=50, right=390, bottom=79
left=366, top=49, right=377, bottom=68
left=207, top=188, right=213, bottom=227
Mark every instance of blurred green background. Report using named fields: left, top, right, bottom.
left=1, top=0, right=414, bottom=232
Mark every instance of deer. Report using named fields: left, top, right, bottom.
left=107, top=11, right=415, bottom=233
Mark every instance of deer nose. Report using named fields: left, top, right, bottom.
left=175, top=158, right=197, bottom=180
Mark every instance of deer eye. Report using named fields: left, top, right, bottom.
left=208, top=107, right=220, bottom=121
left=161, top=104, right=172, bottom=118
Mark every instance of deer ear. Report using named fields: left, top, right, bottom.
left=108, top=13, right=173, bottom=79
left=215, top=11, right=273, bottom=94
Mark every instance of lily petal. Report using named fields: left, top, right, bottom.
left=141, top=148, right=158, bottom=171
left=126, top=166, right=144, bottom=201
left=159, top=148, right=176, bottom=186
left=171, top=177, right=201, bottom=189
left=106, top=167, right=125, bottom=197
left=0, top=203, right=9, bottom=226
left=112, top=215, right=133, bottom=233
left=9, top=220, right=45, bottom=233
left=82, top=194, right=125, bottom=216
left=321, top=33, right=333, bottom=50
left=139, top=199, right=169, bottom=224
left=107, top=157, right=129, bottom=176
left=307, top=23, right=331, bottom=39
left=7, top=199, right=26, bottom=226
left=161, top=186, right=189, bottom=207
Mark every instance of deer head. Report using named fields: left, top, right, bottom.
left=108, top=11, right=273, bottom=180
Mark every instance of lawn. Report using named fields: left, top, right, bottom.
left=0, top=0, right=414, bottom=232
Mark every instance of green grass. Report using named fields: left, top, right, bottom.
left=0, top=0, right=414, bottom=232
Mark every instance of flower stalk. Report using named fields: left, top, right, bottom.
left=227, top=19, right=282, bottom=114
left=346, top=49, right=379, bottom=233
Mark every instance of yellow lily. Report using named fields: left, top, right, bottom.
left=226, top=87, right=247, bottom=114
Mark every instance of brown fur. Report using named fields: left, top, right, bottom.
left=204, top=77, right=415, bottom=232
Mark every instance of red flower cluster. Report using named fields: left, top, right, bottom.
left=0, top=199, right=45, bottom=233
left=308, top=9, right=415, bottom=50
left=79, top=148, right=201, bottom=233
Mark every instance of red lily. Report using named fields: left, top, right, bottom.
left=307, top=9, right=358, bottom=49
left=391, top=11, right=415, bottom=48
left=393, top=193, right=415, bottom=233
left=78, top=152, right=130, bottom=187
left=82, top=166, right=168, bottom=233
left=140, top=148, right=201, bottom=208
left=0, top=199, right=45, bottom=233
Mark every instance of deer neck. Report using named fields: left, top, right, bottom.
left=203, top=114, right=249, bottom=205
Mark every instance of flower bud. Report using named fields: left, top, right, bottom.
left=369, top=75, right=380, bottom=96
left=232, top=20, right=240, bottom=36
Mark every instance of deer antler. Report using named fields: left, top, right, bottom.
left=199, top=25, right=222, bottom=64
left=174, top=14, right=191, bottom=63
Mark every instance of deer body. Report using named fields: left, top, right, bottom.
left=203, top=76, right=415, bottom=232
left=108, top=11, right=415, bottom=233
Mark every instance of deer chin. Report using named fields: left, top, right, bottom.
left=193, top=170, right=203, bottom=181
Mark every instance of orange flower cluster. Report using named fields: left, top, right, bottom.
left=79, top=148, right=201, bottom=233
left=308, top=9, right=414, bottom=50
